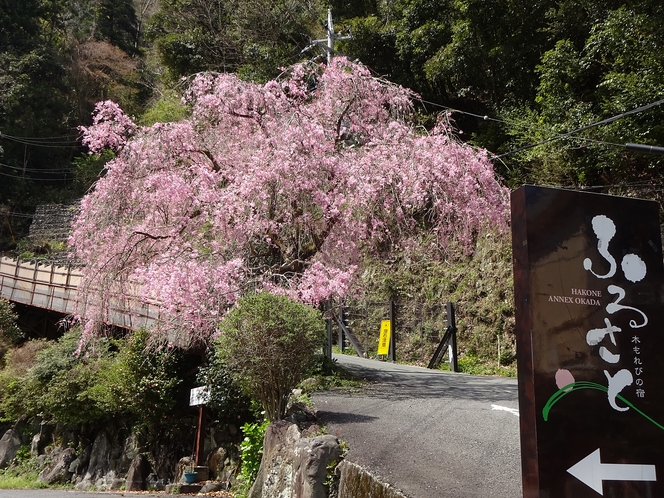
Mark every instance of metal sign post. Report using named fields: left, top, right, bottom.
left=511, top=185, right=664, bottom=497
left=388, top=299, right=396, bottom=362
left=190, top=387, right=210, bottom=467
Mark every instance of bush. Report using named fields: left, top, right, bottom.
left=17, top=330, right=116, bottom=425
left=196, top=345, right=253, bottom=423
left=238, top=420, right=269, bottom=485
left=0, top=328, right=193, bottom=429
left=96, top=329, right=190, bottom=430
left=216, top=292, right=326, bottom=420
left=0, top=298, right=23, bottom=365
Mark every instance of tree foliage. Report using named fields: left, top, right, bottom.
left=0, top=0, right=151, bottom=248
left=146, top=0, right=325, bottom=82
left=333, top=0, right=664, bottom=192
left=502, top=4, right=664, bottom=188
left=0, top=328, right=193, bottom=429
left=215, top=292, right=325, bottom=420
left=0, top=298, right=22, bottom=365
left=70, top=59, right=508, bottom=347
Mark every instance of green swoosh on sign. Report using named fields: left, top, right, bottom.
left=542, top=381, right=664, bottom=431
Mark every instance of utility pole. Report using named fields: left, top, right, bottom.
left=310, top=9, right=351, bottom=64
left=326, top=9, right=335, bottom=65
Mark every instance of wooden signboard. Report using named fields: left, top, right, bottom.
left=511, top=185, right=664, bottom=497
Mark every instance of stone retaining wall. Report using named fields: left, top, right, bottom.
left=28, top=204, right=79, bottom=243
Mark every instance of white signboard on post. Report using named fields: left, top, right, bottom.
left=189, top=386, right=210, bottom=406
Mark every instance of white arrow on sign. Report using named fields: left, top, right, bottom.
left=567, top=448, right=657, bottom=495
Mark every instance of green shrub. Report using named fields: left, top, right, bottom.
left=105, top=329, right=188, bottom=430
left=196, top=345, right=253, bottom=423
left=0, top=298, right=23, bottom=365
left=0, top=328, right=192, bottom=429
left=18, top=330, right=117, bottom=424
left=238, top=420, right=269, bottom=485
left=216, top=292, right=326, bottom=420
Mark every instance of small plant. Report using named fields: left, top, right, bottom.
left=324, top=439, right=348, bottom=490
left=238, top=419, right=269, bottom=486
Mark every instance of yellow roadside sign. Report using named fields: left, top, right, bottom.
left=377, top=320, right=391, bottom=355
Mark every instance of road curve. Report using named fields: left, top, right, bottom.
left=312, top=354, right=522, bottom=498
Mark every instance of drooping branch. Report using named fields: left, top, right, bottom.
left=71, top=58, right=508, bottom=348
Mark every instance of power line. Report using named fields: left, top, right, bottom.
left=417, top=99, right=506, bottom=124
left=0, top=212, right=35, bottom=219
left=494, top=98, right=664, bottom=159
left=1, top=133, right=78, bottom=141
left=0, top=161, right=75, bottom=174
left=0, top=170, right=72, bottom=181
left=0, top=132, right=80, bottom=148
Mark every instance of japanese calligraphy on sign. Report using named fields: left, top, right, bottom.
left=511, top=186, right=664, bottom=498
left=377, top=320, right=391, bottom=356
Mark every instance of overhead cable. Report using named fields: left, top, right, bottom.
left=494, top=98, right=664, bottom=159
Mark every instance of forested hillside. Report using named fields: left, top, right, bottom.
left=2, top=0, right=663, bottom=247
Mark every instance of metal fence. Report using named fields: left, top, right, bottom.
left=328, top=299, right=457, bottom=369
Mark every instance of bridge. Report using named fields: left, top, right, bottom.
left=0, top=256, right=160, bottom=331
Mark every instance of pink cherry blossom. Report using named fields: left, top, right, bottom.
left=70, top=59, right=509, bottom=347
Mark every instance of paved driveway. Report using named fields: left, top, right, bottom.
left=312, top=354, right=522, bottom=498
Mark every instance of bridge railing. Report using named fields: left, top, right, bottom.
left=0, top=256, right=161, bottom=331
left=0, top=256, right=79, bottom=314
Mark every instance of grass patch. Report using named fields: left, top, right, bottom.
left=0, top=447, right=74, bottom=491
left=0, top=468, right=48, bottom=489
left=300, top=356, right=368, bottom=393
left=455, top=355, right=517, bottom=377
left=332, top=345, right=358, bottom=357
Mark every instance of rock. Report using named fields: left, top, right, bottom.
left=68, top=445, right=90, bottom=475
left=249, top=421, right=300, bottom=498
left=122, top=432, right=143, bottom=464
left=125, top=454, right=151, bottom=491
left=337, top=461, right=407, bottom=498
left=30, top=423, right=53, bottom=456
left=201, top=481, right=226, bottom=492
left=293, top=434, right=342, bottom=498
left=38, top=447, right=77, bottom=485
left=300, top=424, right=322, bottom=438
left=175, top=456, right=194, bottom=484
left=147, top=473, right=167, bottom=491
left=207, top=447, right=227, bottom=479
left=110, top=478, right=126, bottom=490
left=249, top=420, right=342, bottom=498
left=92, top=470, right=117, bottom=491
left=85, top=430, right=111, bottom=479
left=0, top=429, right=22, bottom=468
left=75, top=431, right=112, bottom=490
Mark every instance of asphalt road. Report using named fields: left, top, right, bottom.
left=312, top=354, right=522, bottom=498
